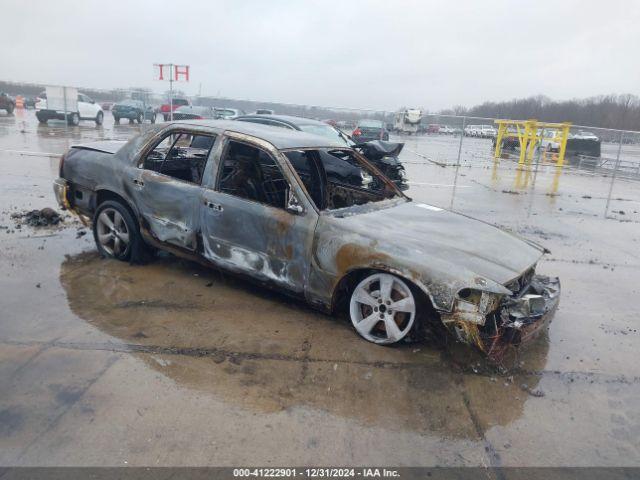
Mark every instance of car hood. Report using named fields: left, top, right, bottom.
left=332, top=200, right=545, bottom=285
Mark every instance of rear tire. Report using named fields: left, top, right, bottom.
left=114, top=116, right=120, bottom=123
left=6, top=104, right=14, bottom=115
left=137, top=113, right=143, bottom=123
left=67, top=112, right=80, bottom=126
left=150, top=113, right=156, bottom=124
left=93, top=200, right=147, bottom=263
left=36, top=112, right=47, bottom=124
left=95, top=111, right=103, bottom=125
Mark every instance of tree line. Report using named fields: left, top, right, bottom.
left=440, top=94, right=640, bottom=132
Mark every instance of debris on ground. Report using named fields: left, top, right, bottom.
left=521, top=383, right=546, bottom=397
left=11, top=208, right=63, bottom=227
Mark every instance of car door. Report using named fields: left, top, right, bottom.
left=199, top=133, right=318, bottom=294
left=77, top=94, right=92, bottom=119
left=127, top=127, right=218, bottom=251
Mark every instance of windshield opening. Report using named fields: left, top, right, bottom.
left=285, top=148, right=400, bottom=211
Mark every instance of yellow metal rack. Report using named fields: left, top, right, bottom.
left=493, top=119, right=572, bottom=166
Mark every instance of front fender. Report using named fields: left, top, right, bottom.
left=310, top=217, right=506, bottom=313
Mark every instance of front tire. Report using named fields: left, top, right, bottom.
left=349, top=272, right=417, bottom=345
left=6, top=104, right=14, bottom=115
left=36, top=112, right=47, bottom=124
left=150, top=113, right=156, bottom=124
left=93, top=200, right=146, bottom=262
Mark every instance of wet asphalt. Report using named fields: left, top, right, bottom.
left=0, top=109, right=639, bottom=467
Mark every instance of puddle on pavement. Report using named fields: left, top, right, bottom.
left=59, top=251, right=550, bottom=438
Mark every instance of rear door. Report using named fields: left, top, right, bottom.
left=127, top=127, right=218, bottom=250
left=200, top=133, right=318, bottom=293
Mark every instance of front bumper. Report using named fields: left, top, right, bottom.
left=444, top=275, right=560, bottom=359
left=497, top=275, right=560, bottom=347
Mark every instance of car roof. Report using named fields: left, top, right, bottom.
left=168, top=119, right=344, bottom=150
left=236, top=114, right=328, bottom=129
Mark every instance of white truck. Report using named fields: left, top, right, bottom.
left=393, top=109, right=422, bottom=134
left=35, top=86, right=103, bottom=126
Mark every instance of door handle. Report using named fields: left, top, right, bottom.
left=204, top=201, right=223, bottom=212
left=132, top=178, right=144, bottom=187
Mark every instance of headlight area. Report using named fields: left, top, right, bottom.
left=441, top=289, right=503, bottom=351
left=441, top=276, right=561, bottom=361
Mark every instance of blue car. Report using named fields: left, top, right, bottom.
left=112, top=100, right=156, bottom=124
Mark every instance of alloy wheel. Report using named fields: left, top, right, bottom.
left=96, top=208, right=130, bottom=257
left=349, top=272, right=416, bottom=344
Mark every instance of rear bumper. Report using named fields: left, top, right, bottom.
left=112, top=110, right=136, bottom=119
left=53, top=178, right=70, bottom=209
left=36, top=109, right=70, bottom=121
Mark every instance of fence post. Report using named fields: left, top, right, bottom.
left=449, top=116, right=466, bottom=209
left=604, top=131, right=624, bottom=217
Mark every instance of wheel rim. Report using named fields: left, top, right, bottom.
left=349, top=273, right=416, bottom=344
left=96, top=208, right=130, bottom=257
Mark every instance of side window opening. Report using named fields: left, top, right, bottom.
left=285, top=150, right=326, bottom=209
left=142, top=132, right=216, bottom=185
left=218, top=140, right=289, bottom=209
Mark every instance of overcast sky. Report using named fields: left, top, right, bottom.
left=3, top=0, right=639, bottom=111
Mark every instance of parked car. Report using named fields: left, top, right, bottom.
left=35, top=91, right=103, bottom=125
left=254, top=109, right=274, bottom=115
left=172, top=105, right=217, bottom=120
left=112, top=99, right=156, bottom=124
left=439, top=125, right=456, bottom=135
left=352, top=119, right=389, bottom=142
left=0, top=92, right=15, bottom=114
left=464, top=124, right=496, bottom=138
left=159, top=97, right=191, bottom=121
left=573, top=131, right=599, bottom=141
left=235, top=114, right=407, bottom=190
left=214, top=107, right=245, bottom=120
left=101, top=102, right=114, bottom=111
left=53, top=120, right=559, bottom=357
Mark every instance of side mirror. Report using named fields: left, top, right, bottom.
left=286, top=189, right=304, bottom=214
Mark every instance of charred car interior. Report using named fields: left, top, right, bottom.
left=53, top=120, right=560, bottom=360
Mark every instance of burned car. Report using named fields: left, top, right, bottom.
left=53, top=120, right=560, bottom=357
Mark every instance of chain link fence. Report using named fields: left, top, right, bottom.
left=2, top=90, right=639, bottom=224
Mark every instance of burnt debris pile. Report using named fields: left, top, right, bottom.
left=11, top=208, right=62, bottom=227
